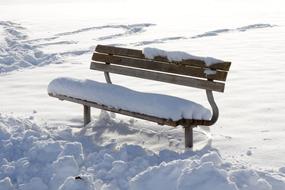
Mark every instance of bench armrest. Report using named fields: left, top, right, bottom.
left=206, top=90, right=219, bottom=126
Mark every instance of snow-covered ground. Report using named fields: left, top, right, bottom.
left=1, top=0, right=285, bottom=189
left=2, top=113, right=285, bottom=190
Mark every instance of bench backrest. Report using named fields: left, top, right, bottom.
left=90, top=45, right=231, bottom=92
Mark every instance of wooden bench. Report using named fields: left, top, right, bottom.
left=48, top=44, right=231, bottom=148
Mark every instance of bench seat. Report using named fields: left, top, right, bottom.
left=48, top=77, right=211, bottom=123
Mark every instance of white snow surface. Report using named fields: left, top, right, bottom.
left=48, top=77, right=211, bottom=121
left=1, top=0, right=285, bottom=189
left=1, top=114, right=285, bottom=190
left=143, top=47, right=224, bottom=65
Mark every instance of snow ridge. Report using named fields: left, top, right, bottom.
left=55, top=23, right=155, bottom=38
left=191, top=24, right=276, bottom=39
left=132, top=23, right=276, bottom=46
left=0, top=21, right=62, bottom=73
left=0, top=22, right=157, bottom=73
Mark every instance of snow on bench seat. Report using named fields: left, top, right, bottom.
left=48, top=77, right=211, bottom=121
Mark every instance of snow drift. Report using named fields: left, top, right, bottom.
left=1, top=113, right=285, bottom=190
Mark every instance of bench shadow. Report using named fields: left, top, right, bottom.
left=75, top=111, right=212, bottom=153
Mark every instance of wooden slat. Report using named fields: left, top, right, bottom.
left=92, top=53, right=228, bottom=81
left=95, top=45, right=231, bottom=71
left=205, top=62, right=231, bottom=71
left=179, top=60, right=231, bottom=71
left=49, top=93, right=212, bottom=126
left=96, top=44, right=145, bottom=59
left=150, top=55, right=231, bottom=71
left=90, top=62, right=225, bottom=92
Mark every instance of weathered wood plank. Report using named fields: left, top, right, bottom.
left=178, top=59, right=231, bottom=71
left=90, top=62, right=225, bottom=92
left=49, top=93, right=212, bottom=127
left=95, top=45, right=231, bottom=71
left=143, top=55, right=231, bottom=71
left=96, top=44, right=145, bottom=59
left=92, top=53, right=228, bottom=81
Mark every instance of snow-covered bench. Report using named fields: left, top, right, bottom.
left=48, top=45, right=231, bottom=148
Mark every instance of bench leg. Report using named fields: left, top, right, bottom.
left=184, top=126, right=194, bottom=148
left=83, top=105, right=91, bottom=126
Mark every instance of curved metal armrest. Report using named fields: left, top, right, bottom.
left=104, top=60, right=112, bottom=84
left=206, top=89, right=219, bottom=126
left=104, top=70, right=219, bottom=126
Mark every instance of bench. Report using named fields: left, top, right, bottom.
left=48, top=45, right=231, bottom=148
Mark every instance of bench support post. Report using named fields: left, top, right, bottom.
left=83, top=105, right=91, bottom=126
left=184, top=126, right=194, bottom=148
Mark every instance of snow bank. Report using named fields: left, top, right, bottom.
left=130, top=152, right=273, bottom=190
left=143, top=47, right=225, bottom=66
left=48, top=77, right=211, bottom=121
left=1, top=114, right=285, bottom=190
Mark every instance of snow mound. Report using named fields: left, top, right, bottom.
left=143, top=47, right=224, bottom=66
left=48, top=77, right=211, bottom=120
left=1, top=114, right=285, bottom=190
left=130, top=152, right=274, bottom=190
left=0, top=21, right=62, bottom=73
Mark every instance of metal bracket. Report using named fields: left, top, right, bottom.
left=104, top=62, right=112, bottom=84
left=206, top=89, right=219, bottom=125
